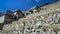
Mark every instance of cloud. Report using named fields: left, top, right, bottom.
left=35, top=0, right=39, bottom=2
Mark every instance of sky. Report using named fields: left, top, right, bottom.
left=0, top=0, right=57, bottom=12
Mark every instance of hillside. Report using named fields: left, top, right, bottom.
left=0, top=1, right=60, bottom=34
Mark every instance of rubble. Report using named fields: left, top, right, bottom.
left=0, top=1, right=60, bottom=34
left=2, top=9, right=60, bottom=34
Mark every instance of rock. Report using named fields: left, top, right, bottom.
left=57, top=13, right=60, bottom=19
left=14, top=24, right=20, bottom=30
left=53, top=14, right=57, bottom=18
left=0, top=16, right=5, bottom=23
left=36, top=21, right=42, bottom=26
left=29, top=32, right=36, bottom=34
left=57, top=31, right=60, bottom=34
left=46, top=31, right=51, bottom=34
left=36, top=29, right=43, bottom=34
left=24, top=29, right=29, bottom=34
